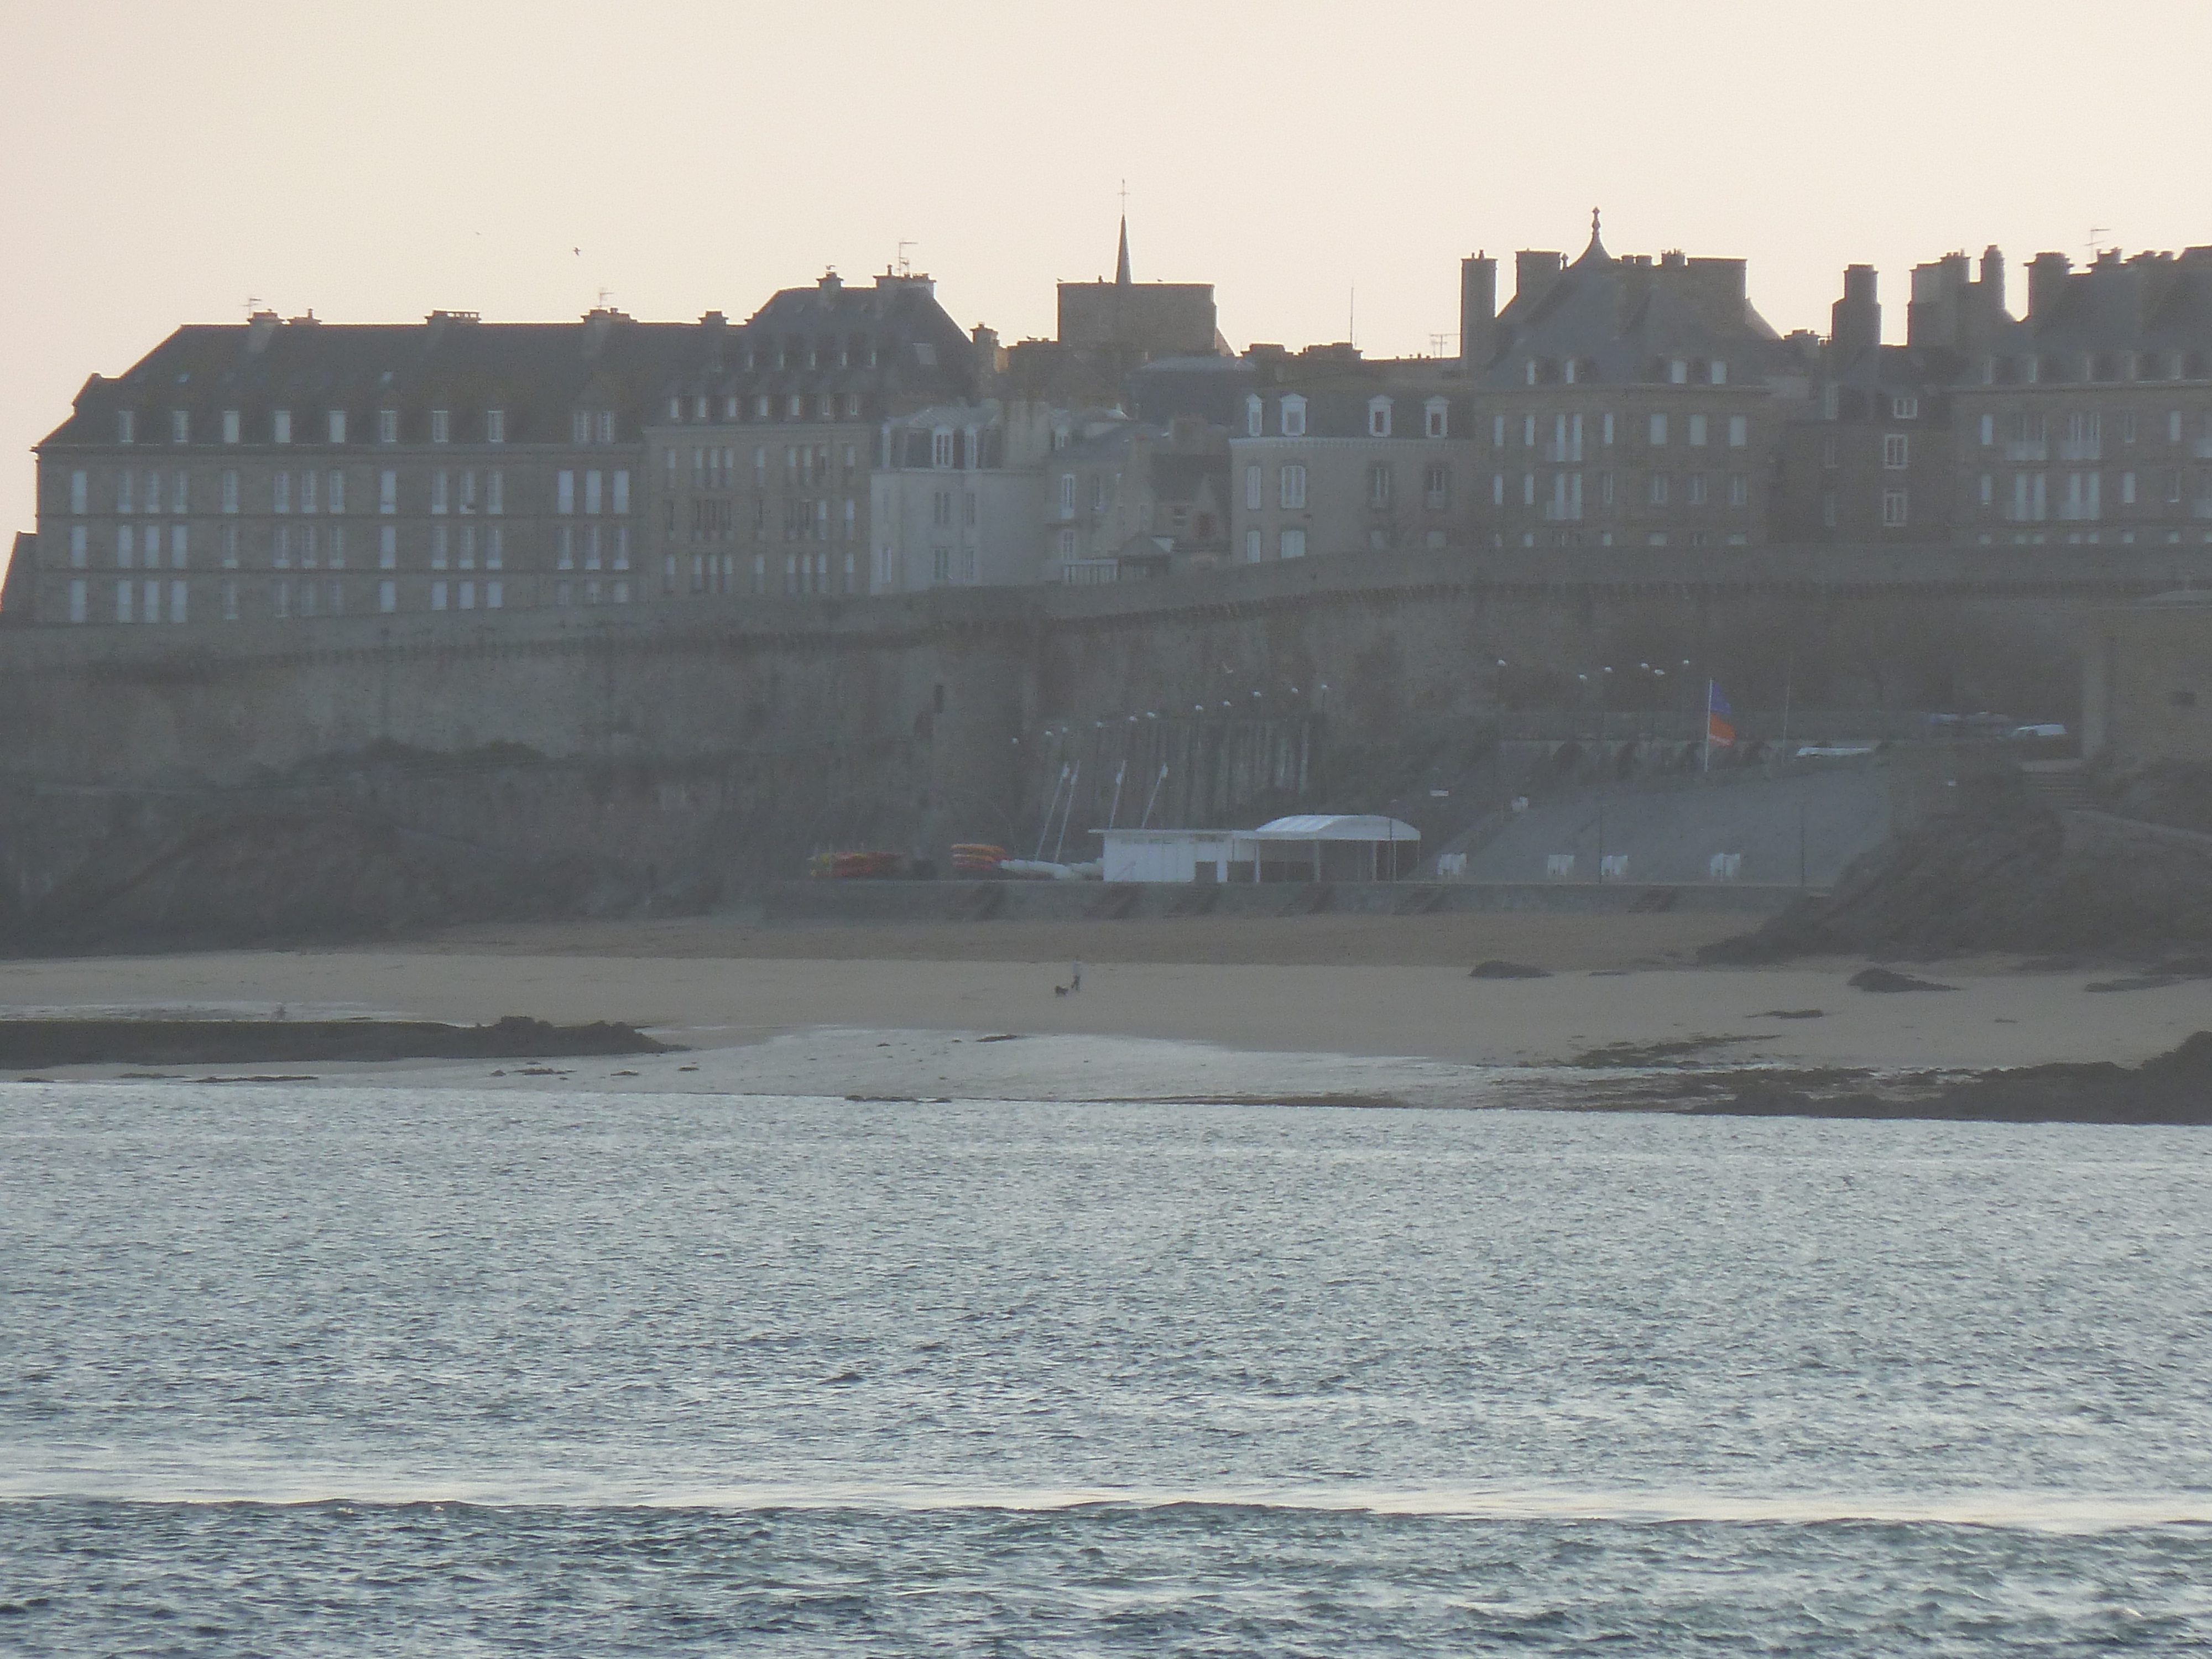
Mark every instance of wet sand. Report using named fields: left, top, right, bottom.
left=1, top=911, right=2205, bottom=1103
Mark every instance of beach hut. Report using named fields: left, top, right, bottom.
left=1097, top=815, right=1418, bottom=883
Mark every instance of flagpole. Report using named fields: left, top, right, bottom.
left=1703, top=679, right=1713, bottom=774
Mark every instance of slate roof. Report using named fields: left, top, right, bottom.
left=1983, top=248, right=2212, bottom=378
left=656, top=274, right=978, bottom=411
left=40, top=311, right=696, bottom=449
left=1474, top=224, right=1796, bottom=389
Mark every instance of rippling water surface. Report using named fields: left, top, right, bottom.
left=3, top=1083, right=2209, bottom=1653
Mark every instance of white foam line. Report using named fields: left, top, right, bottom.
left=6, top=1479, right=2209, bottom=1532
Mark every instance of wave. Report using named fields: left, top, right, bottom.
left=6, top=1477, right=2209, bottom=1532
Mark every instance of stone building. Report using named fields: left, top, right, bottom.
left=1464, top=218, right=1815, bottom=550
left=643, top=272, right=980, bottom=602
left=1944, top=246, right=2212, bottom=547
left=1004, top=218, right=1233, bottom=410
left=1776, top=264, right=1960, bottom=544
left=871, top=400, right=1049, bottom=592
left=1227, top=346, right=1476, bottom=564
left=1044, top=411, right=1233, bottom=582
left=24, top=306, right=691, bottom=626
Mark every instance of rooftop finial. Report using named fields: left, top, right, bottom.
left=1592, top=206, right=1601, bottom=239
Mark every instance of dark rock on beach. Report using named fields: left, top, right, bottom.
left=1469, top=960, right=1551, bottom=979
left=0, top=1015, right=671, bottom=1070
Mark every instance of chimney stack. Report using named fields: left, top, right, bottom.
left=1514, top=249, right=1566, bottom=309
left=1979, top=246, right=2006, bottom=312
left=2027, top=252, right=2072, bottom=322
left=1459, top=254, right=1496, bottom=372
left=1831, top=265, right=1880, bottom=361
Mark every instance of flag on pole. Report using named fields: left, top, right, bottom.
left=1706, top=681, right=1735, bottom=748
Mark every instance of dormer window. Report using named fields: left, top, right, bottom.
left=1563, top=359, right=1578, bottom=385
left=724, top=397, right=739, bottom=420
left=1244, top=394, right=1262, bottom=438
left=379, top=410, right=399, bottom=443
left=486, top=409, right=505, bottom=443
left=1368, top=397, right=1392, bottom=438
left=693, top=397, right=708, bottom=421
left=597, top=411, right=614, bottom=444
left=430, top=409, right=450, bottom=444
left=273, top=409, right=292, bottom=444
left=327, top=410, right=346, bottom=444
left=1708, top=361, right=1728, bottom=385
left=1668, top=359, right=1688, bottom=384
left=1891, top=395, right=1919, bottom=420
left=932, top=429, right=954, bottom=468
left=1425, top=398, right=1449, bottom=439
left=1525, top=359, right=1539, bottom=386
left=222, top=410, right=241, bottom=445
left=668, top=397, right=682, bottom=421
left=573, top=411, right=592, bottom=443
left=117, top=410, right=136, bottom=444
left=1281, top=395, right=1307, bottom=437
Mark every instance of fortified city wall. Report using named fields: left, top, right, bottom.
left=0, top=543, right=2198, bottom=943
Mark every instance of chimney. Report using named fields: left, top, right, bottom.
left=2027, top=252, right=2072, bottom=322
left=970, top=322, right=999, bottom=351
left=1459, top=253, right=1496, bottom=371
left=246, top=309, right=280, bottom=354
left=1979, top=246, right=2006, bottom=312
left=1907, top=253, right=1971, bottom=350
left=1514, top=249, right=1566, bottom=309
left=1831, top=265, right=1880, bottom=361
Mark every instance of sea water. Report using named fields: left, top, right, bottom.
left=3, top=1083, right=2210, bottom=1653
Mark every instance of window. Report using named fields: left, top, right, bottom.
left=1648, top=474, right=1670, bottom=505
left=1891, top=395, right=1919, bottom=420
left=486, top=409, right=504, bottom=444
left=1058, top=474, right=1076, bottom=515
left=1425, top=399, right=1448, bottom=439
left=486, top=580, right=503, bottom=609
left=1368, top=397, right=1392, bottom=437
left=220, top=580, right=237, bottom=620
left=1709, top=361, right=1728, bottom=385
left=1668, top=359, right=1688, bottom=384
left=1728, top=473, right=1747, bottom=507
left=1980, top=413, right=1995, bottom=446
left=373, top=470, right=394, bottom=514
left=584, top=470, right=602, bottom=514
left=489, top=525, right=505, bottom=569
left=488, top=470, right=505, bottom=514
left=1883, top=434, right=1910, bottom=469
left=430, top=410, right=450, bottom=444
left=1491, top=415, right=1506, bottom=448
left=1281, top=395, right=1307, bottom=436
left=1522, top=472, right=1535, bottom=506
left=1244, top=465, right=1262, bottom=510
left=932, top=429, right=954, bottom=468
left=222, top=410, right=241, bottom=445
left=68, top=579, right=87, bottom=622
left=933, top=490, right=953, bottom=529
left=597, top=411, right=614, bottom=445
left=1279, top=527, right=1306, bottom=559
left=69, top=470, right=87, bottom=513
left=1522, top=415, right=1536, bottom=448
left=430, top=472, right=448, bottom=515
left=379, top=580, right=397, bottom=613
left=171, top=410, right=189, bottom=444
left=379, top=525, right=397, bottom=568
left=1244, top=395, right=1262, bottom=437
left=116, top=580, right=133, bottom=622
left=327, top=410, right=346, bottom=444
left=1979, top=473, right=1994, bottom=507
left=272, top=473, right=290, bottom=514
left=1492, top=473, right=1504, bottom=505
left=556, top=471, right=575, bottom=514
left=272, top=410, right=291, bottom=444
left=2122, top=471, right=2138, bottom=505
left=1687, top=414, right=1708, bottom=447
left=1882, top=489, right=1909, bottom=526
left=67, top=524, right=86, bottom=566
left=1279, top=465, right=1307, bottom=510
left=2121, top=411, right=2138, bottom=444
left=1245, top=528, right=1261, bottom=562
left=1648, top=414, right=1667, bottom=446
left=326, top=471, right=344, bottom=513
left=1687, top=473, right=1708, bottom=505
left=1367, top=463, right=1393, bottom=506
left=431, top=525, right=448, bottom=570
left=431, top=581, right=447, bottom=611
left=117, top=410, right=135, bottom=444
left=1728, top=415, right=1747, bottom=448
left=378, top=410, right=398, bottom=444
left=1423, top=465, right=1450, bottom=509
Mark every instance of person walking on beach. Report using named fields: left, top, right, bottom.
left=1070, top=960, right=1082, bottom=994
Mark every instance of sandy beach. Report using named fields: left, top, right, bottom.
left=2, top=911, right=2206, bottom=1104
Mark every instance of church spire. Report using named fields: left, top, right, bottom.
left=1115, top=213, right=1132, bottom=286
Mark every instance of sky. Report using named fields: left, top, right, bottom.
left=4, top=0, right=2209, bottom=554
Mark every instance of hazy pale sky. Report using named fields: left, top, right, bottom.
left=4, top=0, right=2208, bottom=549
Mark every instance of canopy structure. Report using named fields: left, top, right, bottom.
left=1097, top=816, right=1419, bottom=884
